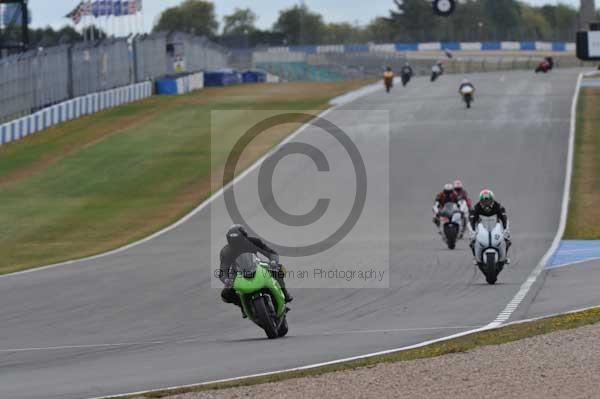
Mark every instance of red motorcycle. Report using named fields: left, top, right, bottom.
left=535, top=57, right=554, bottom=74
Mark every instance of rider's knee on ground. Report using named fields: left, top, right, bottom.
left=221, top=288, right=237, bottom=304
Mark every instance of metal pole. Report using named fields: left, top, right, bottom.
left=22, top=0, right=29, bottom=50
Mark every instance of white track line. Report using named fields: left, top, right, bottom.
left=2, top=80, right=393, bottom=280
left=1, top=109, right=351, bottom=279
left=0, top=325, right=483, bottom=353
left=87, top=73, right=589, bottom=399
left=86, top=324, right=496, bottom=399
left=5, top=74, right=586, bottom=399
left=88, top=304, right=600, bottom=399
left=488, top=72, right=583, bottom=327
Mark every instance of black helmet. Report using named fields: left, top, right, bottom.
left=226, top=224, right=248, bottom=248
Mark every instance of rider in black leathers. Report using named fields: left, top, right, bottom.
left=219, top=225, right=293, bottom=314
left=469, top=190, right=511, bottom=258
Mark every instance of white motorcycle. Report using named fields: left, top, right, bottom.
left=460, top=85, right=475, bottom=108
left=473, top=215, right=508, bottom=285
left=438, top=202, right=464, bottom=250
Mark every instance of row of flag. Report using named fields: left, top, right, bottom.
left=66, top=0, right=143, bottom=25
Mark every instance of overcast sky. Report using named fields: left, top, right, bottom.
left=27, top=0, right=583, bottom=32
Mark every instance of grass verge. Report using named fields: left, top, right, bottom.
left=112, top=306, right=600, bottom=399
left=0, top=81, right=370, bottom=274
left=565, top=87, right=600, bottom=238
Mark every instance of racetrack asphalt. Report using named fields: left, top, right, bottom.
left=0, top=69, right=584, bottom=399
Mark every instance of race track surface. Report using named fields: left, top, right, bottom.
left=0, top=70, right=581, bottom=399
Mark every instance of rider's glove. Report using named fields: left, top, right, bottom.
left=223, top=278, right=233, bottom=288
left=469, top=230, right=476, bottom=240
left=269, top=260, right=280, bottom=271
left=503, top=230, right=511, bottom=241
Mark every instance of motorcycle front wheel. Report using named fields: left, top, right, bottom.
left=253, top=295, right=279, bottom=339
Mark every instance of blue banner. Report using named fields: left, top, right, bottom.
left=91, top=0, right=99, bottom=17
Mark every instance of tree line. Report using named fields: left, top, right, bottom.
left=153, top=0, right=597, bottom=47
left=4, top=0, right=598, bottom=50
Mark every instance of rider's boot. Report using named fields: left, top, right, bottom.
left=505, top=239, right=512, bottom=265
left=282, top=287, right=294, bottom=303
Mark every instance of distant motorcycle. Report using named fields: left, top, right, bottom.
left=460, top=84, right=475, bottom=108
left=439, top=202, right=464, bottom=250
left=535, top=61, right=551, bottom=73
left=401, top=72, right=412, bottom=87
left=457, top=198, right=471, bottom=238
left=232, top=253, right=289, bottom=339
left=431, top=65, right=443, bottom=82
left=473, top=215, right=508, bottom=284
left=384, top=76, right=394, bottom=93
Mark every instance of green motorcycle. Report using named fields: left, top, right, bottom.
left=233, top=254, right=289, bottom=339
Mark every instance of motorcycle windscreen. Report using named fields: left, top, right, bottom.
left=441, top=202, right=459, bottom=217
left=234, top=253, right=258, bottom=277
left=461, top=85, right=474, bottom=94
left=479, top=215, right=498, bottom=232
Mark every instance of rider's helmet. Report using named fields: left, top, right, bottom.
left=461, top=78, right=470, bottom=85
left=386, top=66, right=392, bottom=71
left=443, top=183, right=454, bottom=198
left=479, top=189, right=495, bottom=211
left=453, top=179, right=464, bottom=195
left=226, top=224, right=249, bottom=248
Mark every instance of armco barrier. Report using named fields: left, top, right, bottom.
left=241, top=70, right=267, bottom=83
left=204, top=70, right=241, bottom=87
left=155, top=72, right=204, bottom=95
left=0, top=81, right=152, bottom=146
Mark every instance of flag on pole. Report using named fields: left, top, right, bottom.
left=128, top=0, right=137, bottom=15
left=97, top=0, right=112, bottom=17
left=91, top=0, right=100, bottom=17
left=114, top=0, right=122, bottom=16
left=65, top=2, right=85, bottom=25
left=136, top=0, right=143, bottom=12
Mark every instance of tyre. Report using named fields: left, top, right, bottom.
left=278, top=316, right=289, bottom=337
left=485, top=253, right=498, bottom=285
left=253, top=295, right=278, bottom=339
left=444, top=224, right=458, bottom=249
left=463, top=94, right=472, bottom=109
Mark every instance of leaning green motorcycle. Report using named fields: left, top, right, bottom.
left=233, top=254, right=289, bottom=339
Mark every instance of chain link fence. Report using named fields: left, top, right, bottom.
left=0, top=33, right=229, bottom=123
left=0, top=45, right=70, bottom=123
left=71, top=38, right=131, bottom=98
